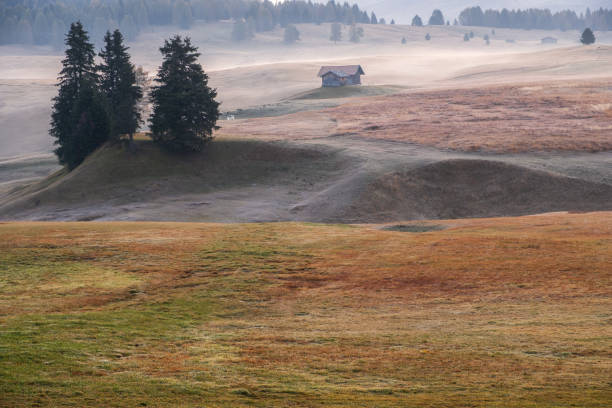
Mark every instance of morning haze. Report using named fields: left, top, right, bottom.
left=0, top=0, right=611, bottom=406
left=355, top=1, right=612, bottom=22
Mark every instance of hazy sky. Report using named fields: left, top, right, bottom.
left=353, top=1, right=612, bottom=22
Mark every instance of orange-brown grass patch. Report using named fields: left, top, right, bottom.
left=0, top=214, right=611, bottom=407
left=220, top=80, right=612, bottom=153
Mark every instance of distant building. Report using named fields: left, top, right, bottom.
left=317, top=65, right=365, bottom=87
left=541, top=37, right=558, bottom=44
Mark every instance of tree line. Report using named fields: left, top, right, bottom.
left=51, top=21, right=219, bottom=170
left=459, top=7, right=612, bottom=31
left=0, top=0, right=382, bottom=48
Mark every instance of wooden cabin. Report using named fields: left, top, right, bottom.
left=317, top=65, right=365, bottom=87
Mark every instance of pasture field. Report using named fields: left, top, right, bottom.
left=1, top=213, right=610, bottom=407
left=221, top=80, right=612, bottom=152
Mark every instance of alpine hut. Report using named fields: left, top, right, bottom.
left=317, top=65, right=365, bottom=87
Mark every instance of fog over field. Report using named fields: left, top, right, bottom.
left=2, top=20, right=611, bottom=163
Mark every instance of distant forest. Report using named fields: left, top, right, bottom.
left=459, top=7, right=612, bottom=31
left=0, top=0, right=375, bottom=48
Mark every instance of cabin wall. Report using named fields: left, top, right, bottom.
left=322, top=74, right=343, bottom=87
left=322, top=73, right=362, bottom=87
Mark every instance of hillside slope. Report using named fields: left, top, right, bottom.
left=341, top=159, right=612, bottom=222
left=1, top=137, right=610, bottom=222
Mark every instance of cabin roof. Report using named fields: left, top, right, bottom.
left=318, top=65, right=365, bottom=78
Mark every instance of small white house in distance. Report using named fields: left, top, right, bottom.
left=318, top=65, right=365, bottom=87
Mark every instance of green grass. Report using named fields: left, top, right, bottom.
left=292, top=85, right=404, bottom=100
left=0, top=217, right=611, bottom=407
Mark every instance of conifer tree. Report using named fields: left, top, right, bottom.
left=50, top=21, right=111, bottom=169
left=428, top=9, right=445, bottom=25
left=412, top=15, right=423, bottom=27
left=149, top=36, right=219, bottom=152
left=283, top=24, right=300, bottom=44
left=98, top=29, right=142, bottom=142
left=581, top=28, right=595, bottom=45
left=349, top=24, right=364, bottom=43
left=232, top=18, right=254, bottom=42
left=330, top=22, right=342, bottom=43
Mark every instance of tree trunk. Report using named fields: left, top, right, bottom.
left=128, top=133, right=136, bottom=153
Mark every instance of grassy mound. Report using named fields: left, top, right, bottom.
left=347, top=159, right=612, bottom=222
left=292, top=85, right=404, bottom=100
left=0, top=139, right=345, bottom=220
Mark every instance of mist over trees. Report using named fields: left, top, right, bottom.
left=231, top=18, right=254, bottom=42
left=283, top=24, right=300, bottom=44
left=459, top=7, right=612, bottom=31
left=0, top=0, right=379, bottom=48
left=428, top=10, right=445, bottom=26
left=349, top=24, right=364, bottom=43
left=330, top=22, right=342, bottom=43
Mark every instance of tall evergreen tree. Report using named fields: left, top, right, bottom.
left=581, top=28, right=595, bottom=45
left=429, top=9, right=445, bottom=25
left=50, top=21, right=111, bottom=169
left=283, top=24, right=300, bottom=44
left=330, top=22, right=342, bottom=43
left=412, top=15, right=423, bottom=27
left=98, top=29, right=142, bottom=142
left=370, top=12, right=377, bottom=24
left=232, top=18, right=254, bottom=41
left=349, top=24, right=363, bottom=43
left=149, top=36, right=219, bottom=152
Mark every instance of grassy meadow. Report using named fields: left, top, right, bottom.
left=0, top=213, right=611, bottom=407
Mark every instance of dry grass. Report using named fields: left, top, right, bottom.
left=220, top=80, right=612, bottom=153
left=0, top=213, right=611, bottom=406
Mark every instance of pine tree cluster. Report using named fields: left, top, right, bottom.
left=51, top=22, right=219, bottom=169
left=50, top=22, right=125, bottom=169
left=1, top=0, right=379, bottom=48
left=459, top=7, right=612, bottom=31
